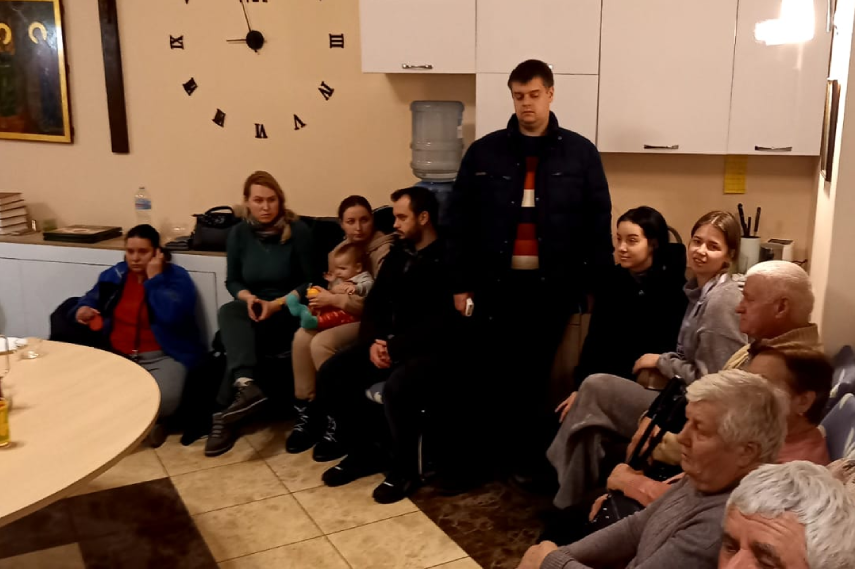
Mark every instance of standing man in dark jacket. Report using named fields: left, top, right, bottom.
left=313, top=186, right=462, bottom=504
left=448, top=59, right=614, bottom=481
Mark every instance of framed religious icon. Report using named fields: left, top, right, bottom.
left=0, top=0, right=72, bottom=143
left=821, top=79, right=840, bottom=183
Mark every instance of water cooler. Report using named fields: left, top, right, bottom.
left=409, top=101, right=464, bottom=228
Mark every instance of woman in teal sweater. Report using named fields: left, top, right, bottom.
left=207, top=170, right=315, bottom=457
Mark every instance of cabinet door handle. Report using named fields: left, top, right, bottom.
left=643, top=144, right=679, bottom=150
left=401, top=64, right=433, bottom=70
left=754, top=145, right=793, bottom=152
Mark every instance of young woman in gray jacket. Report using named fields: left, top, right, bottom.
left=632, top=210, right=747, bottom=383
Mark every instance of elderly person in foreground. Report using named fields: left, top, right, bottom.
left=518, top=370, right=788, bottom=569
left=720, top=461, right=855, bottom=569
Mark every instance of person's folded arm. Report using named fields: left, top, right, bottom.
left=603, top=509, right=725, bottom=569
left=621, top=473, right=672, bottom=507
left=541, top=505, right=652, bottom=569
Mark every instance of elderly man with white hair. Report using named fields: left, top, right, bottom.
left=648, top=261, right=821, bottom=466
left=720, top=461, right=855, bottom=569
left=728, top=260, right=820, bottom=367
left=519, top=370, right=788, bottom=569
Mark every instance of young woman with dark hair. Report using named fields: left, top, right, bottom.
left=73, top=224, right=203, bottom=445
left=568, top=206, right=687, bottom=390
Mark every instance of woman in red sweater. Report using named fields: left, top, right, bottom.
left=74, top=225, right=202, bottom=445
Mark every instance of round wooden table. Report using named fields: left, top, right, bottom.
left=0, top=340, right=160, bottom=526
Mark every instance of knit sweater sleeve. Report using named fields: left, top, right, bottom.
left=542, top=506, right=652, bottom=569
left=656, top=282, right=746, bottom=383
left=542, top=480, right=724, bottom=569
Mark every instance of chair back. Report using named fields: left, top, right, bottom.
left=821, top=393, right=855, bottom=461
left=825, top=345, right=855, bottom=417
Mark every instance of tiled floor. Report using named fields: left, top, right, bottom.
left=0, top=422, right=545, bottom=568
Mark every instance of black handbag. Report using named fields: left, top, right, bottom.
left=191, top=206, right=240, bottom=251
left=588, top=377, right=689, bottom=531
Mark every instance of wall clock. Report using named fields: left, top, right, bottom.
left=169, top=0, right=346, bottom=140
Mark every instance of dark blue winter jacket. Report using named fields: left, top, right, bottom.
left=72, top=262, right=204, bottom=369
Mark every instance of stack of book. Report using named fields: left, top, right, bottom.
left=0, top=192, right=29, bottom=236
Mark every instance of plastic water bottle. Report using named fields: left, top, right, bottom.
left=134, top=186, right=152, bottom=225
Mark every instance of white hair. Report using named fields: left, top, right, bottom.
left=686, top=370, right=788, bottom=464
left=746, top=261, right=814, bottom=322
left=728, top=461, right=855, bottom=569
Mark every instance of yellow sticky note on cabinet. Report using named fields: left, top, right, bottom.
left=724, top=156, right=747, bottom=194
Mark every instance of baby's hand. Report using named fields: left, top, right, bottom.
left=343, top=284, right=356, bottom=295
left=330, top=283, right=350, bottom=295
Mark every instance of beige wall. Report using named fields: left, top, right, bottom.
left=810, top=0, right=855, bottom=352
left=605, top=154, right=818, bottom=260
left=0, top=1, right=818, bottom=260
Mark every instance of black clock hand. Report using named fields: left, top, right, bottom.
left=240, top=0, right=253, bottom=33
left=226, top=30, right=265, bottom=52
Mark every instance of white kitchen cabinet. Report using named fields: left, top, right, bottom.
left=0, top=259, right=25, bottom=337
left=359, top=0, right=476, bottom=73
left=597, top=0, right=739, bottom=154
left=476, top=0, right=601, bottom=75
left=476, top=73, right=599, bottom=142
left=19, top=260, right=109, bottom=339
left=727, top=0, right=832, bottom=155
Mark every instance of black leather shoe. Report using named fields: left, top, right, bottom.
left=205, top=413, right=238, bottom=457
left=312, top=416, right=347, bottom=462
left=322, top=453, right=384, bottom=488
left=373, top=471, right=419, bottom=504
left=285, top=400, right=321, bottom=454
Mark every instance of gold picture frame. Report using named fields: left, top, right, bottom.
left=0, top=0, right=72, bottom=143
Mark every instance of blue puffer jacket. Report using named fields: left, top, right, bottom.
left=72, top=261, right=205, bottom=369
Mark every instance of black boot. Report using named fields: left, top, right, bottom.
left=285, top=399, right=321, bottom=454
left=312, top=416, right=347, bottom=462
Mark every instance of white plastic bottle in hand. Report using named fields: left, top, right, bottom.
left=134, top=186, right=152, bottom=225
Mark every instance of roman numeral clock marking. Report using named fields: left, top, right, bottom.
left=318, top=81, right=334, bottom=101
left=171, top=5, right=344, bottom=138
left=183, top=77, right=197, bottom=96
left=213, top=109, right=226, bottom=127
